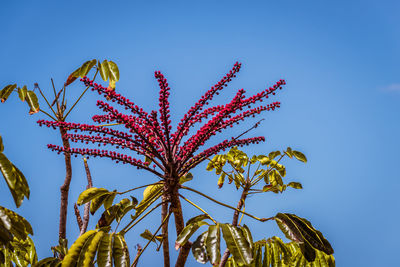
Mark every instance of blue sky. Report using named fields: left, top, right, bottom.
left=1, top=1, right=399, bottom=266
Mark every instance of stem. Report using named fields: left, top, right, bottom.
left=58, top=126, right=72, bottom=246
left=63, top=69, right=99, bottom=120
left=131, top=208, right=172, bottom=267
left=180, top=186, right=271, bottom=222
left=179, top=194, right=217, bottom=224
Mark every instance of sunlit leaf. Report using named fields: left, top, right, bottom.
left=0, top=84, right=16, bottom=102
left=97, top=233, right=113, bottom=267
left=99, top=60, right=110, bottom=81
left=113, top=233, right=130, bottom=267
left=77, top=188, right=109, bottom=206
left=287, top=182, right=303, bottom=189
left=25, top=90, right=39, bottom=115
left=175, top=220, right=208, bottom=250
left=221, top=224, right=252, bottom=266
left=293, top=151, right=307, bottom=163
left=61, top=230, right=96, bottom=267
left=18, top=86, right=27, bottom=102
left=179, top=172, right=193, bottom=184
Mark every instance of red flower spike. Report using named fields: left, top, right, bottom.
left=41, top=63, right=285, bottom=180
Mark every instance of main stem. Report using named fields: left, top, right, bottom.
left=58, top=126, right=72, bottom=244
left=219, top=187, right=249, bottom=266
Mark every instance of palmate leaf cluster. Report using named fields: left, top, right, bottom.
left=175, top=213, right=334, bottom=266
left=0, top=136, right=37, bottom=266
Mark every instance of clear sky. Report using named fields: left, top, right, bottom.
left=1, top=1, right=399, bottom=266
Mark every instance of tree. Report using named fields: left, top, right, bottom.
left=0, top=60, right=334, bottom=266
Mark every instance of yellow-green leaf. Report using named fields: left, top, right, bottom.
left=18, top=86, right=27, bottom=102
left=288, top=182, right=303, bottom=189
left=77, top=188, right=109, bottom=206
left=293, top=151, right=307, bottom=163
left=61, top=230, right=96, bottom=267
left=25, top=91, right=39, bottom=115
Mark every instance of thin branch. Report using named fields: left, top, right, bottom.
left=180, top=186, right=273, bottom=222
left=179, top=194, right=217, bottom=224
left=39, top=109, right=58, bottom=121
left=131, top=208, right=172, bottom=267
left=122, top=202, right=164, bottom=234
left=63, top=69, right=99, bottom=120
left=118, top=182, right=163, bottom=195
left=233, top=119, right=265, bottom=141
left=131, top=244, right=143, bottom=267
left=34, top=83, right=58, bottom=117
left=73, top=203, right=83, bottom=231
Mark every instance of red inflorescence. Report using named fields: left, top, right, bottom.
left=38, top=62, right=285, bottom=178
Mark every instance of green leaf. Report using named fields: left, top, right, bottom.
left=206, top=224, right=221, bottom=265
left=99, top=60, right=110, bottom=82
left=287, top=182, right=303, bottom=189
left=186, top=214, right=211, bottom=226
left=0, top=136, right=3, bottom=153
left=285, top=147, right=293, bottom=158
left=293, top=151, right=307, bottom=163
left=18, top=86, right=27, bottom=102
left=77, top=188, right=109, bottom=206
left=61, top=230, right=96, bottom=267
left=25, top=90, right=39, bottom=115
left=135, top=184, right=162, bottom=214
left=241, top=225, right=254, bottom=251
left=0, top=84, right=17, bottom=103
left=82, top=230, right=105, bottom=267
left=103, top=192, right=117, bottom=209
left=0, top=152, right=30, bottom=207
left=191, top=231, right=209, bottom=264
left=179, top=172, right=193, bottom=184
left=90, top=193, right=110, bottom=215
left=113, top=233, right=130, bottom=267
left=275, top=213, right=334, bottom=261
left=107, top=61, right=119, bottom=82
left=268, top=151, right=281, bottom=160
left=79, top=59, right=97, bottom=78
left=97, top=233, right=113, bottom=267
left=33, top=257, right=61, bottom=267
left=175, top=220, right=208, bottom=249
left=140, top=229, right=157, bottom=244
left=221, top=224, right=253, bottom=266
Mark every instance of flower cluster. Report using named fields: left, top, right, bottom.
left=39, top=62, right=285, bottom=178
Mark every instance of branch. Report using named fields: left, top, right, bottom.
left=80, top=157, right=93, bottom=236
left=73, top=203, right=83, bottom=231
